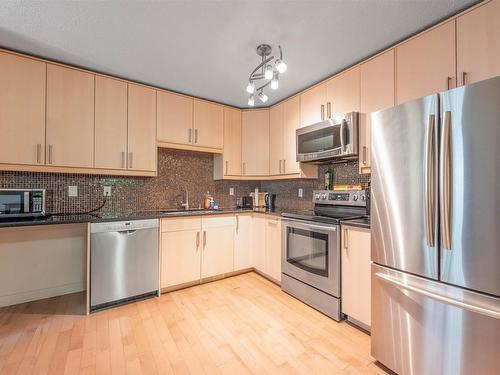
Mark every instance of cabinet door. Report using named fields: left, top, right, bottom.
left=127, top=84, right=156, bottom=172
left=193, top=100, right=223, bottom=149
left=201, top=219, right=234, bottom=279
left=265, top=218, right=282, bottom=282
left=241, top=110, right=270, bottom=176
left=0, top=52, right=46, bottom=166
left=234, top=215, right=253, bottom=271
left=269, top=103, right=284, bottom=175
left=94, top=76, right=128, bottom=170
left=396, top=21, right=456, bottom=104
left=252, top=215, right=267, bottom=273
left=359, top=50, right=395, bottom=174
left=161, top=229, right=201, bottom=288
left=326, top=67, right=360, bottom=117
left=283, top=96, right=301, bottom=174
left=341, top=226, right=371, bottom=327
left=157, top=91, right=193, bottom=145
left=222, top=107, right=242, bottom=176
left=46, top=64, right=94, bottom=168
left=457, top=0, right=500, bottom=86
left=300, top=83, right=326, bottom=126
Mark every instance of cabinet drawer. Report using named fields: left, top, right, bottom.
left=201, top=215, right=235, bottom=228
left=161, top=217, right=201, bottom=232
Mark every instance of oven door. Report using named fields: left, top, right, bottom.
left=281, top=218, right=339, bottom=297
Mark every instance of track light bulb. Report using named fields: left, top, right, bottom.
left=248, top=95, right=255, bottom=106
left=275, top=59, right=287, bottom=74
left=264, top=65, right=273, bottom=80
left=258, top=91, right=268, bottom=103
left=271, top=74, right=279, bottom=90
left=246, top=81, right=255, bottom=94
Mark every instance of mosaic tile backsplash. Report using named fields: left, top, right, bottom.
left=0, top=148, right=369, bottom=214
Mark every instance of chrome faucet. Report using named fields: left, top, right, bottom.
left=181, top=189, right=189, bottom=210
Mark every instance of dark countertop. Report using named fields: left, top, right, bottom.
left=0, top=207, right=283, bottom=229
left=340, top=216, right=371, bottom=229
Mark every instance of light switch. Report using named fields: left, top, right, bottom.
left=229, top=187, right=234, bottom=196
left=298, top=188, right=303, bottom=198
left=68, top=185, right=78, bottom=197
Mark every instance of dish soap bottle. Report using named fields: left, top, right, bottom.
left=325, top=168, right=334, bottom=190
left=204, top=192, right=212, bottom=209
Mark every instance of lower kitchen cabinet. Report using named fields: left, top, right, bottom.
left=252, top=215, right=267, bottom=272
left=265, top=217, right=282, bottom=282
left=200, top=216, right=234, bottom=278
left=234, top=214, right=253, bottom=271
left=341, top=225, right=371, bottom=329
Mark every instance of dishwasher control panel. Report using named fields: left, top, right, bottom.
left=90, top=218, right=159, bottom=233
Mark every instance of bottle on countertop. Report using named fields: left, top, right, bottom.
left=204, top=192, right=212, bottom=209
left=254, top=187, right=259, bottom=208
left=325, top=168, right=334, bottom=190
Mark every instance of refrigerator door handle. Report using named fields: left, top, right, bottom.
left=375, top=272, right=500, bottom=320
left=440, top=111, right=452, bottom=249
left=424, top=114, right=436, bottom=247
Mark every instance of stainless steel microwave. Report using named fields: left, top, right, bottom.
left=296, top=112, right=359, bottom=163
left=0, top=189, right=46, bottom=218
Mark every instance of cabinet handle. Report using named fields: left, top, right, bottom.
left=283, top=159, right=286, bottom=174
left=343, top=228, right=348, bottom=250
left=446, top=77, right=454, bottom=90
left=203, top=230, right=207, bottom=247
left=194, top=129, right=198, bottom=144
left=462, top=72, right=468, bottom=86
left=225, top=160, right=228, bottom=175
left=196, top=231, right=200, bottom=249
left=47, top=144, right=53, bottom=165
left=327, top=102, right=331, bottom=119
left=321, top=104, right=325, bottom=121
left=362, top=146, right=367, bottom=165
left=279, top=160, right=282, bottom=174
left=128, top=152, right=133, bottom=169
left=36, top=144, right=42, bottom=164
left=242, top=162, right=246, bottom=175
left=188, top=128, right=192, bottom=143
left=236, top=216, right=239, bottom=232
left=121, top=152, right=126, bottom=168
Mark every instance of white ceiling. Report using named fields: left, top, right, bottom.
left=0, top=0, right=476, bottom=108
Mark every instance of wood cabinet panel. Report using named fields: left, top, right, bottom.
left=127, top=84, right=156, bottom=172
left=222, top=107, right=242, bottom=176
left=269, top=103, right=284, bottom=175
left=326, top=67, right=360, bottom=117
left=0, top=52, right=46, bottom=166
left=457, top=0, right=500, bottom=86
left=157, top=91, right=193, bottom=145
left=46, top=64, right=94, bottom=168
left=201, top=224, right=234, bottom=279
left=359, top=50, right=395, bottom=174
left=94, top=76, right=128, bottom=170
left=161, top=229, right=201, bottom=288
left=234, top=214, right=253, bottom=271
left=241, top=110, right=270, bottom=176
left=300, top=83, right=326, bottom=127
left=283, top=96, right=301, bottom=175
left=252, top=215, right=267, bottom=272
left=265, top=218, right=282, bottom=282
left=193, top=100, right=223, bottom=149
left=341, top=226, right=371, bottom=328
left=396, top=21, right=456, bottom=104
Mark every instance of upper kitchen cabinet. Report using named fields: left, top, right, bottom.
left=46, top=64, right=94, bottom=168
left=396, top=20, right=456, bottom=104
left=157, top=91, right=193, bottom=146
left=0, top=52, right=46, bottom=166
left=300, top=82, right=327, bottom=127
left=242, top=110, right=270, bottom=176
left=359, top=50, right=395, bottom=174
left=221, top=107, right=242, bottom=176
left=326, top=67, right=360, bottom=117
left=457, top=0, right=500, bottom=86
left=127, top=83, right=157, bottom=172
left=94, top=76, right=128, bottom=170
left=282, top=97, right=301, bottom=175
left=193, top=100, right=224, bottom=150
left=269, top=103, right=285, bottom=175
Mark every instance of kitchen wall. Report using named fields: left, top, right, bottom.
left=0, top=149, right=369, bottom=214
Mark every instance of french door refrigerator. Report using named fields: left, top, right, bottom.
left=371, top=76, right=500, bottom=375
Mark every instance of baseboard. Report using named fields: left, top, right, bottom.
left=0, top=282, right=85, bottom=308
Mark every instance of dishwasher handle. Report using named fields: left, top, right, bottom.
left=117, top=230, right=137, bottom=235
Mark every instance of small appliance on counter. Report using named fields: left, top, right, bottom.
left=0, top=189, right=46, bottom=219
left=264, top=193, right=276, bottom=210
left=236, top=196, right=253, bottom=209
left=250, top=191, right=267, bottom=207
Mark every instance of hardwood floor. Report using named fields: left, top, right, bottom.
left=0, top=272, right=387, bottom=375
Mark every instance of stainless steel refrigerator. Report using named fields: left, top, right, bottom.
left=371, top=76, right=500, bottom=375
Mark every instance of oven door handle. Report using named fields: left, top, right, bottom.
left=283, top=219, right=337, bottom=232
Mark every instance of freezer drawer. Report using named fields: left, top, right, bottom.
left=371, top=264, right=500, bottom=375
left=90, top=219, right=159, bottom=309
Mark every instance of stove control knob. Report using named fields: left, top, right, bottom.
left=353, top=195, right=359, bottom=201
left=315, top=193, right=321, bottom=200
left=361, top=195, right=366, bottom=201
left=321, top=194, right=327, bottom=200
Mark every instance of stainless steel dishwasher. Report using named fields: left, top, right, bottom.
left=90, top=219, right=159, bottom=311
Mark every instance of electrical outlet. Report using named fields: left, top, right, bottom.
left=229, top=187, right=234, bottom=196
left=68, top=185, right=78, bottom=197
left=298, top=188, right=304, bottom=198
left=103, top=186, right=112, bottom=196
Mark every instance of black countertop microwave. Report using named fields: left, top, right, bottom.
left=0, top=189, right=46, bottom=218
